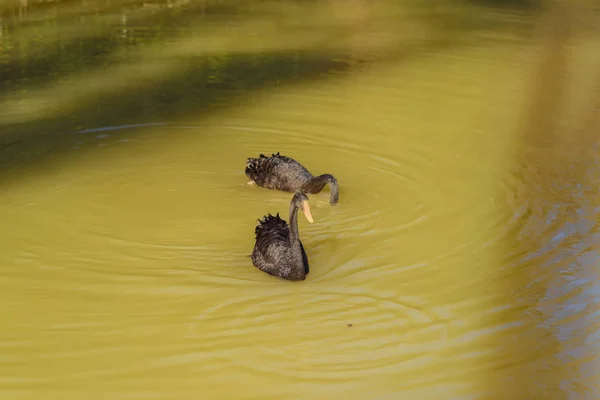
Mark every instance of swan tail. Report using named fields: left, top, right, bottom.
left=254, top=212, right=287, bottom=237
left=246, top=152, right=289, bottom=174
left=245, top=156, right=263, bottom=175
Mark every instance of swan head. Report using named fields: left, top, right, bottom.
left=293, top=192, right=314, bottom=224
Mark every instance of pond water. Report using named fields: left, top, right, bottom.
left=1, top=1, right=599, bottom=399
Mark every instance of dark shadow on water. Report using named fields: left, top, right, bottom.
left=0, top=0, right=485, bottom=185
left=0, top=0, right=251, bottom=96
left=0, top=49, right=351, bottom=182
left=1, top=0, right=359, bottom=183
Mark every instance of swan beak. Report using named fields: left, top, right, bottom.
left=301, top=200, right=314, bottom=223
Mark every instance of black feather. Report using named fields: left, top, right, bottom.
left=244, top=152, right=340, bottom=205
left=250, top=193, right=312, bottom=281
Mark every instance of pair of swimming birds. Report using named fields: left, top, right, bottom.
left=246, top=152, right=339, bottom=281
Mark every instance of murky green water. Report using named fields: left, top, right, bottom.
left=1, top=1, right=599, bottom=399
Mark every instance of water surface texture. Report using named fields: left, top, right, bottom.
left=1, top=1, right=600, bottom=399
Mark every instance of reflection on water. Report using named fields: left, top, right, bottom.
left=1, top=1, right=600, bottom=399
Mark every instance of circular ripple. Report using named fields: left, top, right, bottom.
left=189, top=289, right=449, bottom=380
left=224, top=119, right=512, bottom=277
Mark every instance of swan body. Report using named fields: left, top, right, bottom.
left=245, top=152, right=339, bottom=205
left=251, top=192, right=314, bottom=281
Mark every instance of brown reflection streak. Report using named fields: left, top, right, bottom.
left=497, top=0, right=599, bottom=397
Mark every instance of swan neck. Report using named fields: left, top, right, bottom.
left=310, top=174, right=339, bottom=204
left=288, top=201, right=304, bottom=274
left=289, top=201, right=300, bottom=245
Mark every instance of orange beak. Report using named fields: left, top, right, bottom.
left=301, top=200, right=314, bottom=223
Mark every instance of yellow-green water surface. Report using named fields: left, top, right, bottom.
left=1, top=1, right=599, bottom=399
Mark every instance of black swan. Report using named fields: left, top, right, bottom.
left=251, top=192, right=314, bottom=281
left=245, top=152, right=339, bottom=205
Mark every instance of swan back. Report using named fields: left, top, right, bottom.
left=245, top=153, right=314, bottom=191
